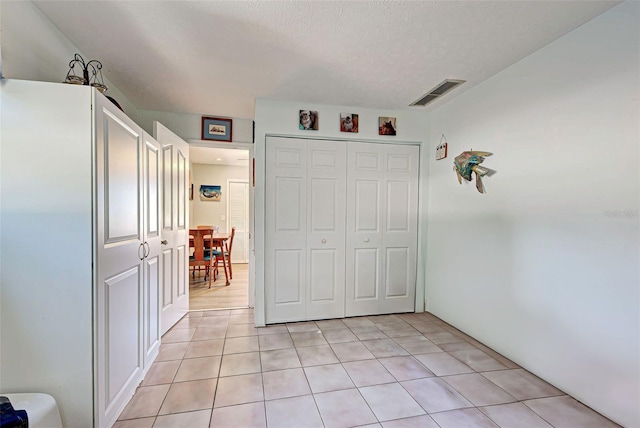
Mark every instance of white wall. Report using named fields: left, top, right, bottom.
left=190, top=163, right=249, bottom=231
left=424, top=2, right=639, bottom=426
left=254, top=98, right=429, bottom=326
left=137, top=109, right=254, bottom=144
left=0, top=1, right=138, bottom=117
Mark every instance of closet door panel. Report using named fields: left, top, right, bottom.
left=274, top=249, right=304, bottom=303
left=385, top=247, right=410, bottom=297
left=266, top=137, right=307, bottom=322
left=346, top=142, right=385, bottom=317
left=347, top=142, right=419, bottom=316
left=307, top=143, right=346, bottom=320
left=354, top=248, right=379, bottom=300
left=379, top=145, right=419, bottom=314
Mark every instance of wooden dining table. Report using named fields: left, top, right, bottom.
left=189, top=230, right=231, bottom=286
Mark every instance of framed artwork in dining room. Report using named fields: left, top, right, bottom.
left=202, top=116, right=233, bottom=142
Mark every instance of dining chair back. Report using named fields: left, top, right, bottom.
left=215, top=227, right=235, bottom=279
left=189, top=228, right=217, bottom=288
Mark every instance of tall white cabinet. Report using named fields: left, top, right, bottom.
left=265, top=136, right=419, bottom=324
left=0, top=79, right=162, bottom=428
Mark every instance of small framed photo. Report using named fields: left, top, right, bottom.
left=340, top=113, right=358, bottom=133
left=202, top=117, right=232, bottom=142
left=299, top=110, right=318, bottom=130
left=379, top=117, right=397, bottom=136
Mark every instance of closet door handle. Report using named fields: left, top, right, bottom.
left=138, top=243, right=145, bottom=260
left=143, top=242, right=150, bottom=258
left=161, top=240, right=168, bottom=245
left=321, top=239, right=327, bottom=244
left=364, top=238, right=370, bottom=243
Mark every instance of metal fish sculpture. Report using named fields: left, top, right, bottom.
left=454, top=150, right=493, bottom=193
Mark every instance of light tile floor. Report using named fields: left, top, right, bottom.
left=115, top=309, right=620, bottom=428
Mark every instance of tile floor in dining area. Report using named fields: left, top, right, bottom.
left=114, top=309, right=619, bottom=428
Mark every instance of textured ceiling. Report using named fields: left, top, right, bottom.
left=34, top=1, right=619, bottom=120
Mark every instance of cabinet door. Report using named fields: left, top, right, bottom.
left=306, top=141, right=347, bottom=320
left=142, top=131, right=162, bottom=366
left=154, top=123, right=190, bottom=335
left=95, top=94, right=145, bottom=428
left=265, top=137, right=307, bottom=323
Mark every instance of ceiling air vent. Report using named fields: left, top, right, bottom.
left=410, top=79, right=466, bottom=106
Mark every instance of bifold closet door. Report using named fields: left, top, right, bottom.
left=346, top=142, right=419, bottom=317
left=265, top=137, right=346, bottom=323
left=306, top=142, right=346, bottom=320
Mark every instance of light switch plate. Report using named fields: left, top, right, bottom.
left=220, top=215, right=225, bottom=221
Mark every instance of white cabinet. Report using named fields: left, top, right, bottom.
left=265, top=137, right=419, bottom=324
left=0, top=79, right=162, bottom=428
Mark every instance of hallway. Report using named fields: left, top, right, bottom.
left=189, top=263, right=249, bottom=310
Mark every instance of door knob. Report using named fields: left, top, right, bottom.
left=321, top=239, right=327, bottom=244
left=364, top=238, right=370, bottom=242
left=161, top=240, right=168, bottom=245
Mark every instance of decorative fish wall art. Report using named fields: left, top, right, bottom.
left=453, top=150, right=494, bottom=193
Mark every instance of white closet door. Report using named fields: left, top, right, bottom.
left=346, top=142, right=385, bottom=316
left=346, top=142, right=419, bottom=316
left=380, top=144, right=419, bottom=314
left=265, top=137, right=308, bottom=323
left=306, top=142, right=347, bottom=320
left=228, top=180, right=249, bottom=263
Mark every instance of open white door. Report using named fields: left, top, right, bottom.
left=154, top=122, right=190, bottom=335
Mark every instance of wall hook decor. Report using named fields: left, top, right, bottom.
left=453, top=150, right=495, bottom=193
left=436, top=134, right=448, bottom=160
left=64, top=53, right=108, bottom=93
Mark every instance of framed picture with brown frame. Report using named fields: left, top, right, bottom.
left=202, top=116, right=233, bottom=142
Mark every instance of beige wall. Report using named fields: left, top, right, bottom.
left=190, top=163, right=249, bottom=232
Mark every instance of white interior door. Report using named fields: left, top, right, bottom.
left=142, top=131, right=162, bottom=367
left=306, top=142, right=347, bottom=320
left=346, top=142, right=419, bottom=316
left=95, top=95, right=145, bottom=428
left=154, top=122, right=190, bottom=335
left=227, top=180, right=249, bottom=263
left=265, top=137, right=307, bottom=323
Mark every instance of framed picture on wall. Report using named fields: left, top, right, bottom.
left=200, top=185, right=221, bottom=202
left=202, top=117, right=233, bottom=142
left=379, top=116, right=397, bottom=136
left=299, top=110, right=318, bottom=130
left=340, top=113, right=358, bottom=133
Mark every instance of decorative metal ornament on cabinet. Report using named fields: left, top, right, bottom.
left=64, top=53, right=108, bottom=93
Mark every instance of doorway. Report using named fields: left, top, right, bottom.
left=188, top=145, right=252, bottom=310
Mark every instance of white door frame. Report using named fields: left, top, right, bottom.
left=189, top=140, right=255, bottom=308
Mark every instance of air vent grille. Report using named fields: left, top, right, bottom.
left=410, top=79, right=466, bottom=106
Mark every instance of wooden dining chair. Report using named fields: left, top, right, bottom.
left=189, top=228, right=218, bottom=288
left=215, top=227, right=235, bottom=280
